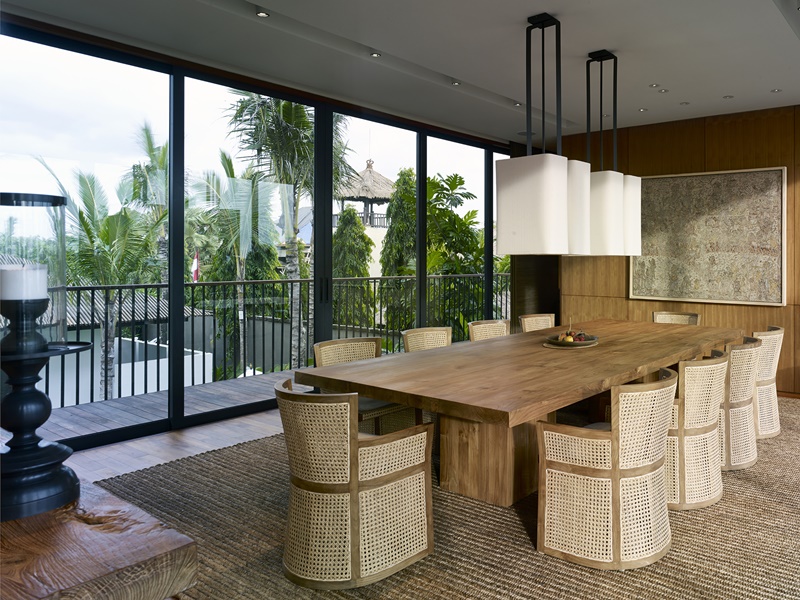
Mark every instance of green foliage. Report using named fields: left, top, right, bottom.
left=332, top=206, right=375, bottom=326
left=379, top=169, right=491, bottom=337
left=333, top=206, right=374, bottom=278
left=194, top=151, right=284, bottom=377
left=379, top=168, right=417, bottom=277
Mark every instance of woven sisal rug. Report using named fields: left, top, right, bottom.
left=97, top=399, right=800, bottom=599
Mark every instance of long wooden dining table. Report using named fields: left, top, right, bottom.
left=294, top=318, right=743, bottom=507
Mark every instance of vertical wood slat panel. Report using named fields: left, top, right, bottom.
left=553, top=105, right=798, bottom=394
left=561, top=256, right=627, bottom=298
left=627, top=119, right=706, bottom=176
left=795, top=107, right=800, bottom=392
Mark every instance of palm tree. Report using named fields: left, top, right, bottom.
left=227, top=94, right=355, bottom=366
left=193, top=150, right=281, bottom=376
left=124, top=123, right=169, bottom=280
left=40, top=159, right=162, bottom=400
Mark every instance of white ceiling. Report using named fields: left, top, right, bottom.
left=3, top=0, right=800, bottom=146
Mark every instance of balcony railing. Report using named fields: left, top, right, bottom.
left=11, top=274, right=509, bottom=408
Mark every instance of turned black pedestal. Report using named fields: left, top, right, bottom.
left=1, top=298, right=88, bottom=521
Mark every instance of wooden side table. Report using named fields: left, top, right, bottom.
left=1, top=480, right=196, bottom=600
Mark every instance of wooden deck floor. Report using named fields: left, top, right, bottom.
left=2, top=371, right=301, bottom=445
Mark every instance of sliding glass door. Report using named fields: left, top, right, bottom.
left=0, top=33, right=171, bottom=443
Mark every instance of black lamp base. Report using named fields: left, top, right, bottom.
left=1, top=442, right=80, bottom=521
left=0, top=298, right=88, bottom=522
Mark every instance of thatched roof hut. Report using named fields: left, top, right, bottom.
left=339, top=160, right=394, bottom=226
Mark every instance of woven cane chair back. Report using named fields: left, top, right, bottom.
left=652, top=311, right=701, bottom=325
left=468, top=319, right=511, bottom=341
left=719, top=337, right=761, bottom=471
left=752, top=326, right=784, bottom=439
left=518, top=313, right=555, bottom=333
left=536, top=368, right=678, bottom=570
left=666, top=352, right=728, bottom=510
left=276, top=379, right=434, bottom=589
left=402, top=327, right=452, bottom=353
left=314, top=337, right=382, bottom=366
left=313, top=338, right=417, bottom=435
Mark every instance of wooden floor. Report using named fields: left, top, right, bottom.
left=2, top=371, right=300, bottom=482
left=43, top=371, right=294, bottom=441
left=66, top=409, right=285, bottom=482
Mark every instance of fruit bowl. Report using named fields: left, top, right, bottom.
left=545, top=334, right=599, bottom=348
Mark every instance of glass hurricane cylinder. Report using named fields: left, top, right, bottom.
left=0, top=193, right=67, bottom=349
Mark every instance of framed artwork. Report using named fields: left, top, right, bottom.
left=630, top=167, right=786, bottom=306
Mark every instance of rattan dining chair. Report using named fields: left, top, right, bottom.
left=518, top=313, right=555, bottom=333
left=752, top=326, right=784, bottom=439
left=467, top=319, right=510, bottom=341
left=536, top=368, right=678, bottom=570
left=401, top=326, right=452, bottom=353
left=719, top=337, right=761, bottom=471
left=276, top=379, right=434, bottom=589
left=666, top=351, right=729, bottom=510
left=313, top=337, right=418, bottom=435
left=652, top=311, right=701, bottom=325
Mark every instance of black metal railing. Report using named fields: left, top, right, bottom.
left=27, top=274, right=509, bottom=407
left=332, top=211, right=388, bottom=228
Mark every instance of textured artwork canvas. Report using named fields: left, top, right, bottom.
left=630, top=168, right=786, bottom=306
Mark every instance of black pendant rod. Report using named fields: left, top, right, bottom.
left=586, top=50, right=619, bottom=171
left=526, top=13, right=562, bottom=157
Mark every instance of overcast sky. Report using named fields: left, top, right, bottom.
left=1, top=34, right=502, bottom=235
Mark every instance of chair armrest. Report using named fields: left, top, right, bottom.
left=358, top=423, right=433, bottom=481
left=537, top=421, right=612, bottom=470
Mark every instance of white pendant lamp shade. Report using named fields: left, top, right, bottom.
left=590, top=170, right=625, bottom=255
left=623, top=174, right=642, bottom=255
left=496, top=153, right=569, bottom=255
left=567, top=159, right=591, bottom=255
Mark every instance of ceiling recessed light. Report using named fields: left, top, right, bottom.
left=451, top=81, right=461, bottom=86
left=770, top=88, right=782, bottom=93
left=679, top=101, right=690, bottom=105
left=648, top=83, right=659, bottom=88
left=658, top=89, right=669, bottom=93
left=370, top=52, right=381, bottom=58
left=638, top=108, right=648, bottom=112
left=602, top=113, right=610, bottom=118
left=513, top=102, right=522, bottom=107
left=723, top=95, right=734, bottom=99
left=256, top=10, right=269, bottom=17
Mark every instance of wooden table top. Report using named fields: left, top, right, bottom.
left=295, top=319, right=743, bottom=427
left=1, top=481, right=196, bottom=600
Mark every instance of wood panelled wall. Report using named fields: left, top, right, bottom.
left=552, top=105, right=797, bottom=394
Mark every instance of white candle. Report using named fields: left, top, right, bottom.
left=0, top=264, right=49, bottom=300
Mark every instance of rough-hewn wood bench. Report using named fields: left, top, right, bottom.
left=1, top=481, right=196, bottom=599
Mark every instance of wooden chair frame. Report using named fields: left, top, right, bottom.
left=518, top=313, right=555, bottom=333
left=652, top=311, right=701, bottom=325
left=313, top=337, right=418, bottom=434
left=467, top=319, right=510, bottom=342
left=536, top=369, right=678, bottom=570
left=666, top=351, right=729, bottom=510
left=276, top=379, right=434, bottom=589
left=401, top=327, right=452, bottom=353
left=720, top=337, right=761, bottom=471
left=752, top=326, right=784, bottom=439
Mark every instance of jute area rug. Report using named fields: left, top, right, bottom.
left=97, top=399, right=800, bottom=600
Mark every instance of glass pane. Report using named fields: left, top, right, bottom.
left=427, top=138, right=488, bottom=341
left=0, top=35, right=170, bottom=440
left=334, top=116, right=416, bottom=352
left=184, top=78, right=314, bottom=404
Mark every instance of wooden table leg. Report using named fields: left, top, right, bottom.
left=438, top=415, right=539, bottom=507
